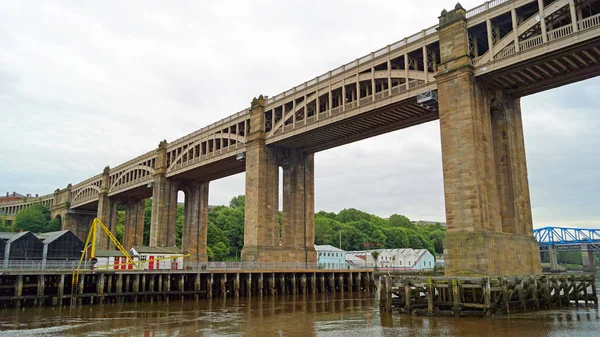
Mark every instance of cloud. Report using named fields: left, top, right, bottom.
left=0, top=0, right=598, bottom=229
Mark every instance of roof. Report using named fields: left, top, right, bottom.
left=36, top=230, right=72, bottom=244
left=0, top=192, right=26, bottom=200
left=131, top=246, right=182, bottom=254
left=8, top=231, right=39, bottom=243
left=345, top=254, right=366, bottom=262
left=94, top=250, right=126, bottom=257
left=0, top=232, right=18, bottom=240
left=314, top=244, right=345, bottom=252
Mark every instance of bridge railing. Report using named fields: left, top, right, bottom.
left=466, top=0, right=510, bottom=19
left=265, top=23, right=439, bottom=108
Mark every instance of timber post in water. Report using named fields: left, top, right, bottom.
left=0, top=269, right=375, bottom=309
left=378, top=274, right=598, bottom=316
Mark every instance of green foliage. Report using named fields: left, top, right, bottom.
left=0, top=216, right=13, bottom=232
left=143, top=199, right=152, bottom=246
left=314, top=208, right=444, bottom=255
left=229, top=195, right=245, bottom=209
left=389, top=214, right=412, bottom=228
left=116, top=210, right=125, bottom=244
left=137, top=194, right=445, bottom=261
left=371, top=251, right=380, bottom=266
left=211, top=242, right=230, bottom=261
left=13, top=204, right=59, bottom=233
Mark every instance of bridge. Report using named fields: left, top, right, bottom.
left=535, top=226, right=600, bottom=272
left=2, top=0, right=600, bottom=277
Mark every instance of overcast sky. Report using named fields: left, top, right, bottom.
left=1, top=1, right=598, bottom=228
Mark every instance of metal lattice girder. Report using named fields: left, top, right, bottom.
left=416, top=90, right=438, bottom=111
left=535, top=226, right=600, bottom=245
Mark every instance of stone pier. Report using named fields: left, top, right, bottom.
left=436, top=5, right=541, bottom=276
left=241, top=96, right=316, bottom=263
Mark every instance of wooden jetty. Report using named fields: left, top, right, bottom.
left=379, top=274, right=598, bottom=316
left=0, top=269, right=375, bottom=308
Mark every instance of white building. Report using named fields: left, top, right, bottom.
left=130, top=246, right=185, bottom=270
left=349, top=249, right=435, bottom=271
left=345, top=251, right=376, bottom=267
left=315, top=245, right=348, bottom=269
left=93, top=250, right=136, bottom=270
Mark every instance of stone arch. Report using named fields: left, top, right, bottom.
left=110, top=165, right=156, bottom=191
left=71, top=185, right=101, bottom=205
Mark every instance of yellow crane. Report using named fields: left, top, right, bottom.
left=72, top=218, right=138, bottom=293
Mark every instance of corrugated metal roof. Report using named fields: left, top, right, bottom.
left=0, top=232, right=18, bottom=240
left=36, top=230, right=71, bottom=244
left=314, top=244, right=345, bottom=252
left=8, top=231, right=38, bottom=243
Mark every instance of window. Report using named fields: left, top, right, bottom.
left=399, top=261, right=402, bottom=265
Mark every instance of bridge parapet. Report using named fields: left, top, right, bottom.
left=0, top=194, right=54, bottom=217
left=70, top=174, right=103, bottom=209
left=108, top=150, right=157, bottom=196
left=166, top=108, right=250, bottom=177
left=470, top=0, right=600, bottom=96
left=263, top=23, right=440, bottom=145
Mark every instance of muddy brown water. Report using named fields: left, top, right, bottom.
left=0, top=274, right=598, bottom=336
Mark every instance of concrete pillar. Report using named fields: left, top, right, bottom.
left=151, top=140, right=178, bottom=247
left=436, top=4, right=541, bottom=276
left=123, top=198, right=146, bottom=249
left=582, top=245, right=597, bottom=273
left=182, top=181, right=209, bottom=263
left=242, top=96, right=281, bottom=262
left=549, top=245, right=560, bottom=272
left=281, top=150, right=317, bottom=263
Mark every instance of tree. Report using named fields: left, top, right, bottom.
left=229, top=195, right=245, bottom=209
left=0, top=216, right=13, bottom=232
left=116, top=209, right=125, bottom=244
left=13, top=204, right=57, bottom=233
left=384, top=227, right=409, bottom=248
left=336, top=208, right=373, bottom=223
left=389, top=214, right=412, bottom=228
left=371, top=251, right=380, bottom=267
left=211, top=242, right=230, bottom=261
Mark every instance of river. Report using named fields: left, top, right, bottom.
left=0, top=275, right=598, bottom=337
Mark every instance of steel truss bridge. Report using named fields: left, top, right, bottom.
left=535, top=226, right=600, bottom=252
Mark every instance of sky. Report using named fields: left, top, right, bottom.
left=0, top=1, right=598, bottom=228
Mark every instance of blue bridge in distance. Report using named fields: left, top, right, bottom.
left=534, top=226, right=599, bottom=272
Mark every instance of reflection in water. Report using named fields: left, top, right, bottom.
left=0, top=276, right=598, bottom=337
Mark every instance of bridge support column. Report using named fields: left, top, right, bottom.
left=123, top=198, right=146, bottom=249
left=182, top=181, right=209, bottom=263
left=582, top=245, right=597, bottom=273
left=150, top=141, right=178, bottom=247
left=549, top=245, right=560, bottom=272
left=281, top=149, right=316, bottom=263
left=241, top=96, right=281, bottom=262
left=436, top=5, right=541, bottom=276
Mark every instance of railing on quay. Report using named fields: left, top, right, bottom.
left=0, top=260, right=374, bottom=272
left=0, top=260, right=91, bottom=271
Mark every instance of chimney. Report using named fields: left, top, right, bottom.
left=12, top=192, right=16, bottom=197
left=5, top=192, right=8, bottom=197
left=35, top=194, right=38, bottom=197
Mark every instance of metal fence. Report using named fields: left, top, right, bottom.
left=0, top=260, right=374, bottom=272
left=1, top=260, right=91, bottom=270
